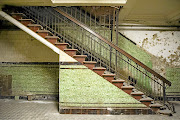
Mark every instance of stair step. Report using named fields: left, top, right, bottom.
left=45, top=36, right=60, bottom=44
left=121, top=86, right=135, bottom=95
left=102, top=74, right=115, bottom=82
left=158, top=110, right=172, bottom=116
left=36, top=30, right=51, bottom=38
left=93, top=67, right=106, bottom=76
left=27, top=24, right=42, bottom=32
left=19, top=19, right=34, bottom=26
left=149, top=103, right=163, bottom=112
left=83, top=61, right=97, bottom=70
left=131, top=92, right=144, bottom=100
left=64, top=49, right=77, bottom=57
left=140, top=97, right=153, bottom=107
left=11, top=13, right=26, bottom=20
left=55, top=43, right=69, bottom=50
left=73, top=55, right=87, bottom=64
left=112, top=80, right=125, bottom=88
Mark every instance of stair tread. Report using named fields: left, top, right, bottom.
left=73, top=55, right=87, bottom=57
left=149, top=103, right=163, bottom=107
left=102, top=74, right=116, bottom=76
left=11, top=13, right=25, bottom=15
left=131, top=91, right=144, bottom=95
left=140, top=97, right=153, bottom=101
left=93, top=67, right=106, bottom=70
left=112, top=80, right=125, bottom=82
left=158, top=110, right=172, bottom=115
left=121, top=86, right=135, bottom=89
left=36, top=30, right=50, bottom=33
left=83, top=61, right=97, bottom=64
left=27, top=24, right=42, bottom=27
left=45, top=36, right=59, bottom=39
left=64, top=49, right=78, bottom=51
left=19, top=19, right=34, bottom=22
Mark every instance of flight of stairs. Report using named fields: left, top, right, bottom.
left=10, top=12, right=164, bottom=114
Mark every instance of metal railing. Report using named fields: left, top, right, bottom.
left=16, top=6, right=171, bottom=105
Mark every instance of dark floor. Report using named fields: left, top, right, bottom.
left=0, top=99, right=179, bottom=120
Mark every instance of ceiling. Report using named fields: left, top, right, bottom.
left=0, top=0, right=180, bottom=26
left=119, top=0, right=180, bottom=26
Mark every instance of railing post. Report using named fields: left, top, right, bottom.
left=163, top=82, right=166, bottom=105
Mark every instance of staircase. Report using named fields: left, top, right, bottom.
left=1, top=6, right=173, bottom=115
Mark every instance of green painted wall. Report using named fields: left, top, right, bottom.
left=0, top=64, right=59, bottom=95
left=0, top=30, right=59, bottom=62
left=166, top=67, right=180, bottom=96
left=0, top=29, right=59, bottom=95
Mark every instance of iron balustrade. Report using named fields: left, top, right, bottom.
left=15, top=6, right=171, bottom=106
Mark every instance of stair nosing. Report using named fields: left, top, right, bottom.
left=93, top=67, right=106, bottom=70
left=64, top=49, right=78, bottom=51
left=36, top=30, right=50, bottom=33
left=83, top=61, right=97, bottom=64
left=112, top=80, right=125, bottom=82
left=73, top=55, right=87, bottom=58
left=55, top=43, right=69, bottom=45
left=102, top=74, right=116, bottom=76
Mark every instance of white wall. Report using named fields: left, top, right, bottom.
left=119, top=30, right=180, bottom=66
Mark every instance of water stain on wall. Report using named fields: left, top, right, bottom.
left=142, top=38, right=148, bottom=47
left=152, top=34, right=157, bottom=40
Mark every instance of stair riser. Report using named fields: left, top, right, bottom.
left=112, top=83, right=124, bottom=89
left=64, top=51, right=77, bottom=57
left=150, top=108, right=160, bottom=112
left=122, top=89, right=133, bottom=95
left=37, top=32, right=49, bottom=38
left=103, top=76, right=114, bottom=83
left=20, top=21, right=33, bottom=26
left=83, top=64, right=95, bottom=70
left=93, top=70, right=105, bottom=76
left=141, top=101, right=152, bottom=107
left=46, top=38, right=57, bottom=44
left=74, top=57, right=86, bottom=64
left=12, top=15, right=22, bottom=20
left=56, top=45, right=67, bottom=50
left=28, top=26, right=41, bottom=32
left=131, top=95, right=142, bottom=100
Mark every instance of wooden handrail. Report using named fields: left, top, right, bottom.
left=54, top=8, right=171, bottom=86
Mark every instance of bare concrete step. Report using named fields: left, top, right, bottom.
left=102, top=74, right=115, bottom=83
left=64, top=49, right=77, bottom=57
left=140, top=97, right=153, bottom=107
left=55, top=43, right=69, bottom=50
left=73, top=55, right=87, bottom=64
left=112, top=80, right=125, bottom=88
left=93, top=67, right=106, bottom=76
left=131, top=92, right=144, bottom=100
left=121, top=86, right=135, bottom=95
left=158, top=110, right=172, bottom=116
left=83, top=61, right=97, bottom=70
left=149, top=103, right=163, bottom=112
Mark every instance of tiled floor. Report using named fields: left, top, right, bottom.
left=0, top=99, right=179, bottom=120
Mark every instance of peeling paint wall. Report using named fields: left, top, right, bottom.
left=119, top=30, right=180, bottom=96
left=119, top=30, right=180, bottom=67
